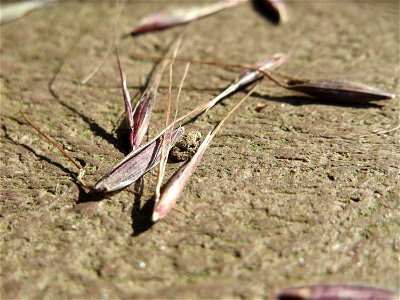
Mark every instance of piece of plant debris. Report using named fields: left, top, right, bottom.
left=94, top=127, right=184, bottom=193
left=261, top=69, right=396, bottom=104
left=205, top=53, right=289, bottom=111
left=154, top=47, right=189, bottom=206
left=130, top=0, right=245, bottom=35
left=127, top=37, right=183, bottom=151
left=0, top=0, right=56, bottom=25
left=262, top=0, right=288, bottom=23
left=275, top=284, right=398, bottom=300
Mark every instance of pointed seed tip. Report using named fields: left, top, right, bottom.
left=152, top=211, right=159, bottom=222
